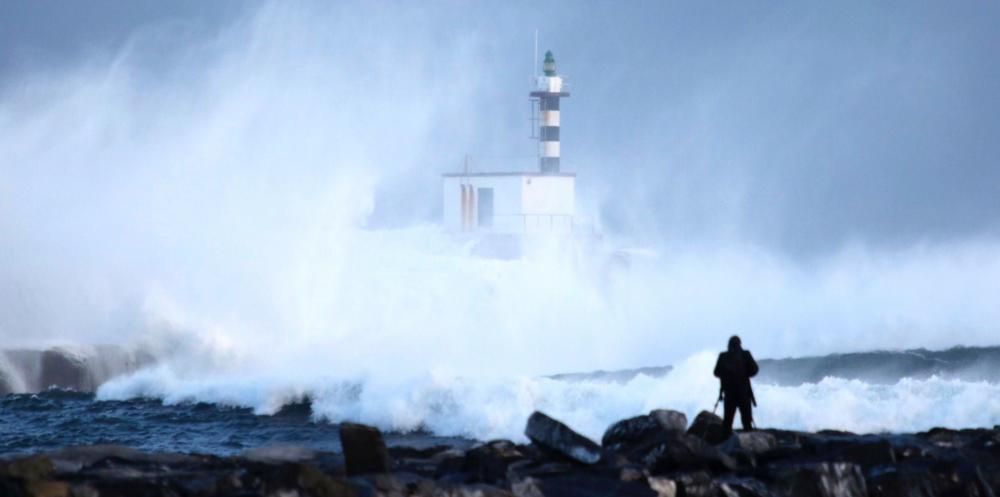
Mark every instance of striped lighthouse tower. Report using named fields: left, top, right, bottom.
left=531, top=51, right=570, bottom=174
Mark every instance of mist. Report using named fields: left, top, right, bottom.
left=1, top=1, right=999, bottom=436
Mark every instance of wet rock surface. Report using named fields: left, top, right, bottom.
left=524, top=411, right=602, bottom=465
left=340, top=423, right=392, bottom=476
left=2, top=411, right=999, bottom=496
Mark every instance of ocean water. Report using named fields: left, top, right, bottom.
left=4, top=349, right=1000, bottom=457
left=0, top=389, right=468, bottom=457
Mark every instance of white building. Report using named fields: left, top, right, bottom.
left=442, top=172, right=575, bottom=234
left=442, top=50, right=575, bottom=235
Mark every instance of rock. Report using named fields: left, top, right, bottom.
left=512, top=477, right=545, bottom=497
left=647, top=476, right=677, bottom=497
left=369, top=473, right=411, bottom=497
left=886, top=436, right=934, bottom=462
left=919, top=427, right=1000, bottom=453
left=47, top=445, right=199, bottom=473
left=24, top=481, right=70, bottom=497
left=817, top=430, right=856, bottom=437
left=643, top=431, right=738, bottom=474
left=767, top=462, right=867, bottom=497
left=432, top=451, right=467, bottom=480
left=462, top=440, right=527, bottom=485
left=602, top=415, right=665, bottom=453
left=70, top=477, right=187, bottom=497
left=719, top=432, right=779, bottom=469
left=243, top=445, right=319, bottom=463
left=671, top=472, right=720, bottom=497
left=720, top=432, right=778, bottom=455
left=0, top=456, right=54, bottom=480
left=865, top=466, right=939, bottom=497
left=805, top=435, right=896, bottom=468
left=517, top=471, right=659, bottom=497
left=866, top=463, right=997, bottom=497
left=603, top=410, right=689, bottom=454
left=687, top=411, right=727, bottom=445
left=0, top=457, right=69, bottom=497
left=716, top=476, right=779, bottom=497
left=505, top=459, right=577, bottom=484
left=389, top=445, right=466, bottom=478
left=260, top=463, right=357, bottom=497
left=524, top=411, right=602, bottom=465
left=620, top=465, right=645, bottom=482
left=5, top=410, right=1000, bottom=497
left=649, top=410, right=688, bottom=432
left=339, top=422, right=392, bottom=476
left=433, top=481, right=515, bottom=497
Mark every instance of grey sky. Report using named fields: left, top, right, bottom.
left=2, top=1, right=998, bottom=256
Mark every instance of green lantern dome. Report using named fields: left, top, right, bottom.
left=543, top=50, right=557, bottom=76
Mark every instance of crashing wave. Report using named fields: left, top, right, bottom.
left=0, top=346, right=153, bottom=394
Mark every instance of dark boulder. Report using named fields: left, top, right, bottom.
left=424, top=480, right=514, bottom=497
left=339, top=422, right=392, bottom=476
left=647, top=476, right=677, bottom=497
left=603, top=415, right=665, bottom=453
left=865, top=466, right=942, bottom=497
left=0, top=456, right=55, bottom=480
left=767, top=462, right=867, bottom=497
left=866, top=462, right=997, bottom=497
left=720, top=432, right=778, bottom=455
left=524, top=411, right=602, bottom=465
left=919, top=427, right=1000, bottom=453
left=462, top=440, right=527, bottom=485
left=70, top=477, right=183, bottom=497
left=716, top=476, right=781, bottom=497
left=48, top=444, right=199, bottom=470
left=650, top=410, right=688, bottom=432
left=643, top=431, right=738, bottom=474
left=650, top=473, right=776, bottom=497
left=669, top=471, right=719, bottom=497
left=719, top=432, right=779, bottom=469
left=804, top=435, right=896, bottom=468
left=687, top=411, right=727, bottom=445
left=505, top=458, right=579, bottom=485
left=603, top=410, right=689, bottom=456
left=514, top=472, right=659, bottom=497
left=234, top=461, right=357, bottom=497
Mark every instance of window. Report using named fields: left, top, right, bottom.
left=477, top=188, right=494, bottom=228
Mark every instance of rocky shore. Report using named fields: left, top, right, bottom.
left=3, top=408, right=999, bottom=496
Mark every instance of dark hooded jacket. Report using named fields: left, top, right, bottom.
left=713, top=340, right=759, bottom=405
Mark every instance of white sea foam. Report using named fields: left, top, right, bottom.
left=98, top=350, right=1000, bottom=442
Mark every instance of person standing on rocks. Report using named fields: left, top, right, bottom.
left=713, top=335, right=759, bottom=437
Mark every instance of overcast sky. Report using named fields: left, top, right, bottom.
left=2, top=0, right=998, bottom=256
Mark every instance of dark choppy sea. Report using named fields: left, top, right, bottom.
left=0, top=390, right=468, bottom=457
left=4, top=346, right=1000, bottom=456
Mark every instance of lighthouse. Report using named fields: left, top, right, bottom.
left=442, top=50, right=575, bottom=235
left=531, top=51, right=570, bottom=173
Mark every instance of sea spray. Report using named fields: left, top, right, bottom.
left=97, top=350, right=1000, bottom=442
left=2, top=1, right=1000, bottom=445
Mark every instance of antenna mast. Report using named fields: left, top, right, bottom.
left=533, top=29, right=539, bottom=79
